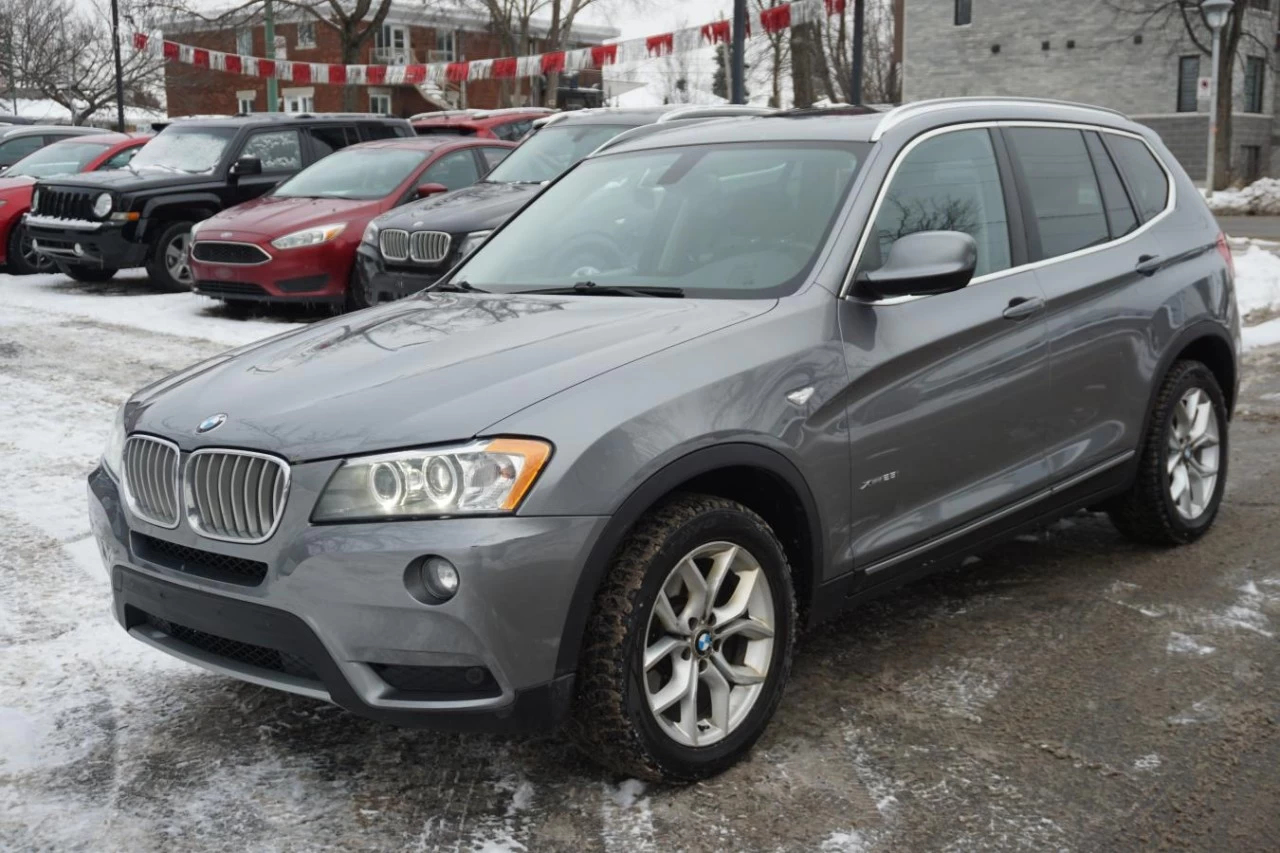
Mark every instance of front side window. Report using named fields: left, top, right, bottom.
left=1177, top=55, right=1200, bottom=113
left=1006, top=127, right=1109, bottom=260
left=480, top=146, right=511, bottom=170
left=484, top=123, right=630, bottom=184
left=99, top=146, right=140, bottom=171
left=240, top=129, right=303, bottom=172
left=1244, top=55, right=1265, bottom=113
left=1104, top=135, right=1170, bottom=222
left=860, top=129, right=1011, bottom=278
left=274, top=147, right=429, bottom=199
left=454, top=142, right=867, bottom=298
left=125, top=126, right=237, bottom=174
left=0, top=135, right=46, bottom=164
left=421, top=149, right=480, bottom=190
left=6, top=141, right=108, bottom=177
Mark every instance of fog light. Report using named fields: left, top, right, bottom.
left=422, top=556, right=459, bottom=601
left=73, top=243, right=84, bottom=256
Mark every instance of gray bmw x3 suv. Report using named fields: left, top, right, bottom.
left=89, top=97, right=1240, bottom=781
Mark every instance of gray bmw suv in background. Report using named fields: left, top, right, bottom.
left=88, top=97, right=1239, bottom=782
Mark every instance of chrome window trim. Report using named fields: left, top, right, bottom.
left=191, top=240, right=273, bottom=266
left=121, top=434, right=181, bottom=529
left=840, top=120, right=1177, bottom=302
left=870, top=97, right=1129, bottom=142
left=183, top=448, right=291, bottom=545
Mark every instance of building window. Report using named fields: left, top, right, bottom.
left=954, top=0, right=972, bottom=26
left=1176, top=55, right=1200, bottom=113
left=1244, top=55, right=1265, bottom=113
left=374, top=24, right=411, bottom=63
left=296, top=21, right=316, bottom=49
left=435, top=30, right=455, bottom=62
left=237, top=90, right=256, bottom=114
left=236, top=27, right=253, bottom=56
left=369, top=90, right=392, bottom=115
left=283, top=88, right=315, bottom=113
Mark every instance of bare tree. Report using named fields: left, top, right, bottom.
left=821, top=0, right=901, bottom=104
left=751, top=0, right=791, bottom=107
left=0, top=0, right=166, bottom=124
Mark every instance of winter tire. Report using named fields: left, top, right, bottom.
left=572, top=493, right=796, bottom=782
left=146, top=221, right=195, bottom=291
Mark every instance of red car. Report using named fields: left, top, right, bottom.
left=411, top=108, right=554, bottom=141
left=0, top=133, right=148, bottom=274
left=188, top=136, right=515, bottom=313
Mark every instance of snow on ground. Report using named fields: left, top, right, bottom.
left=1209, top=177, right=1280, bottom=215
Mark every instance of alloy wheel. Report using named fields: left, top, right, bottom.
left=642, top=541, right=776, bottom=747
left=165, top=232, right=192, bottom=284
left=19, top=231, right=51, bottom=272
left=1167, top=387, right=1220, bottom=520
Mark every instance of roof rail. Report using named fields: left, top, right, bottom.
left=656, top=104, right=778, bottom=123
left=871, top=96, right=1129, bottom=141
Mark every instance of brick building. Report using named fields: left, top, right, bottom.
left=163, top=6, right=618, bottom=118
left=903, top=0, right=1280, bottom=183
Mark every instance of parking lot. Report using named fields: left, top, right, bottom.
left=1, top=266, right=1278, bottom=851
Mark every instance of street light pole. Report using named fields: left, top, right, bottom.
left=110, top=0, right=126, bottom=131
left=1202, top=0, right=1234, bottom=194
left=731, top=0, right=747, bottom=105
left=851, top=0, right=865, bottom=104
left=265, top=0, right=278, bottom=112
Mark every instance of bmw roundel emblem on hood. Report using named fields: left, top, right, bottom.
left=196, top=413, right=227, bottom=434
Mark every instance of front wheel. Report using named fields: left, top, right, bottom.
left=1107, top=360, right=1229, bottom=545
left=572, top=494, right=796, bottom=782
left=54, top=261, right=117, bottom=283
left=7, top=224, right=54, bottom=275
left=145, top=221, right=194, bottom=291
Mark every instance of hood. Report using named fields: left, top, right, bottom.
left=205, top=195, right=377, bottom=236
left=130, top=291, right=773, bottom=461
left=0, top=176, right=35, bottom=197
left=38, top=167, right=217, bottom=193
left=374, top=181, right=539, bottom=234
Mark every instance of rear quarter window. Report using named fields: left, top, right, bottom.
left=1104, top=135, right=1170, bottom=222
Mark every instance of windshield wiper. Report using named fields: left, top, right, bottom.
left=430, top=280, right=488, bottom=293
left=524, top=281, right=684, bottom=298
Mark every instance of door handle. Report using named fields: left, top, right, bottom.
left=1135, top=254, right=1164, bottom=276
left=1002, top=296, right=1045, bottom=321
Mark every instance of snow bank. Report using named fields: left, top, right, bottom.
left=1209, top=178, right=1280, bottom=215
left=1231, top=241, right=1280, bottom=320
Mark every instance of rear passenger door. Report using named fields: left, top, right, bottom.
left=1002, top=125, right=1172, bottom=481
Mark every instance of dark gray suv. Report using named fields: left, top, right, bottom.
left=88, top=97, right=1239, bottom=781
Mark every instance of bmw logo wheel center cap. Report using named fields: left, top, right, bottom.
left=695, top=630, right=713, bottom=656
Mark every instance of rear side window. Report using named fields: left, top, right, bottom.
left=1083, top=132, right=1138, bottom=239
left=1105, top=135, right=1170, bottom=222
left=307, top=126, right=356, bottom=158
left=362, top=123, right=407, bottom=141
left=861, top=128, right=1011, bottom=278
left=1006, top=127, right=1108, bottom=259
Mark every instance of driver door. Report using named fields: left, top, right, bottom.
left=838, top=126, right=1053, bottom=572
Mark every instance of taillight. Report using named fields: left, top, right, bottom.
left=1216, top=232, right=1235, bottom=278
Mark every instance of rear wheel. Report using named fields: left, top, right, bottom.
left=7, top=224, right=54, bottom=275
left=572, top=494, right=796, bottom=782
left=146, top=221, right=194, bottom=291
left=1108, top=360, right=1228, bottom=545
left=54, top=261, right=117, bottom=283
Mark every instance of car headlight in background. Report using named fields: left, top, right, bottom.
left=101, top=404, right=126, bottom=480
left=92, top=193, right=113, bottom=219
left=312, top=437, right=552, bottom=522
left=457, top=230, right=492, bottom=259
left=361, top=221, right=379, bottom=246
left=271, top=223, right=346, bottom=250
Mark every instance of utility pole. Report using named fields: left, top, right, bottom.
left=851, top=0, right=865, bottom=104
left=4, top=27, right=16, bottom=116
left=731, top=0, right=746, bottom=104
left=110, top=0, right=126, bottom=130
left=265, top=0, right=278, bottom=112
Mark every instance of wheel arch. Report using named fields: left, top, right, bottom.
left=141, top=194, right=222, bottom=229
left=554, top=442, right=824, bottom=678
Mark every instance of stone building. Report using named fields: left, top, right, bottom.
left=903, top=0, right=1280, bottom=183
left=163, top=6, right=617, bottom=118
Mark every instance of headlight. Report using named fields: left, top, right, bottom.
left=361, top=221, right=379, bottom=246
left=102, top=404, right=126, bottom=479
left=31, top=189, right=39, bottom=212
left=457, top=230, right=492, bottom=259
left=93, top=193, right=113, bottom=218
left=312, top=437, right=552, bottom=522
left=271, top=222, right=346, bottom=250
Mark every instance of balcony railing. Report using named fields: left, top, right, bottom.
left=370, top=47, right=418, bottom=66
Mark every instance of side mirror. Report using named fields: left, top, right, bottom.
left=415, top=182, right=449, bottom=199
left=229, top=156, right=263, bottom=178
left=855, top=230, right=978, bottom=300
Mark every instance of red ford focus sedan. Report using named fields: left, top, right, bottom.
left=0, top=133, right=148, bottom=275
left=188, top=136, right=514, bottom=313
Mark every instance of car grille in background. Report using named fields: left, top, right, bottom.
left=122, top=435, right=181, bottom=528
left=194, top=281, right=268, bottom=298
left=409, top=231, right=451, bottom=264
left=33, top=188, right=95, bottom=220
left=131, top=532, right=269, bottom=586
left=379, top=228, right=410, bottom=261
left=191, top=242, right=271, bottom=265
left=142, top=612, right=318, bottom=681
left=185, top=450, right=289, bottom=543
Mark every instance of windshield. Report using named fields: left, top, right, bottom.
left=129, top=127, right=236, bottom=174
left=452, top=141, right=868, bottom=298
left=483, top=124, right=630, bottom=184
left=275, top=148, right=429, bottom=199
left=6, top=141, right=109, bottom=178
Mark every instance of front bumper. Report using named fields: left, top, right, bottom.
left=88, top=463, right=607, bottom=732
left=26, top=215, right=148, bottom=269
left=190, top=236, right=353, bottom=304
left=355, top=242, right=447, bottom=302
